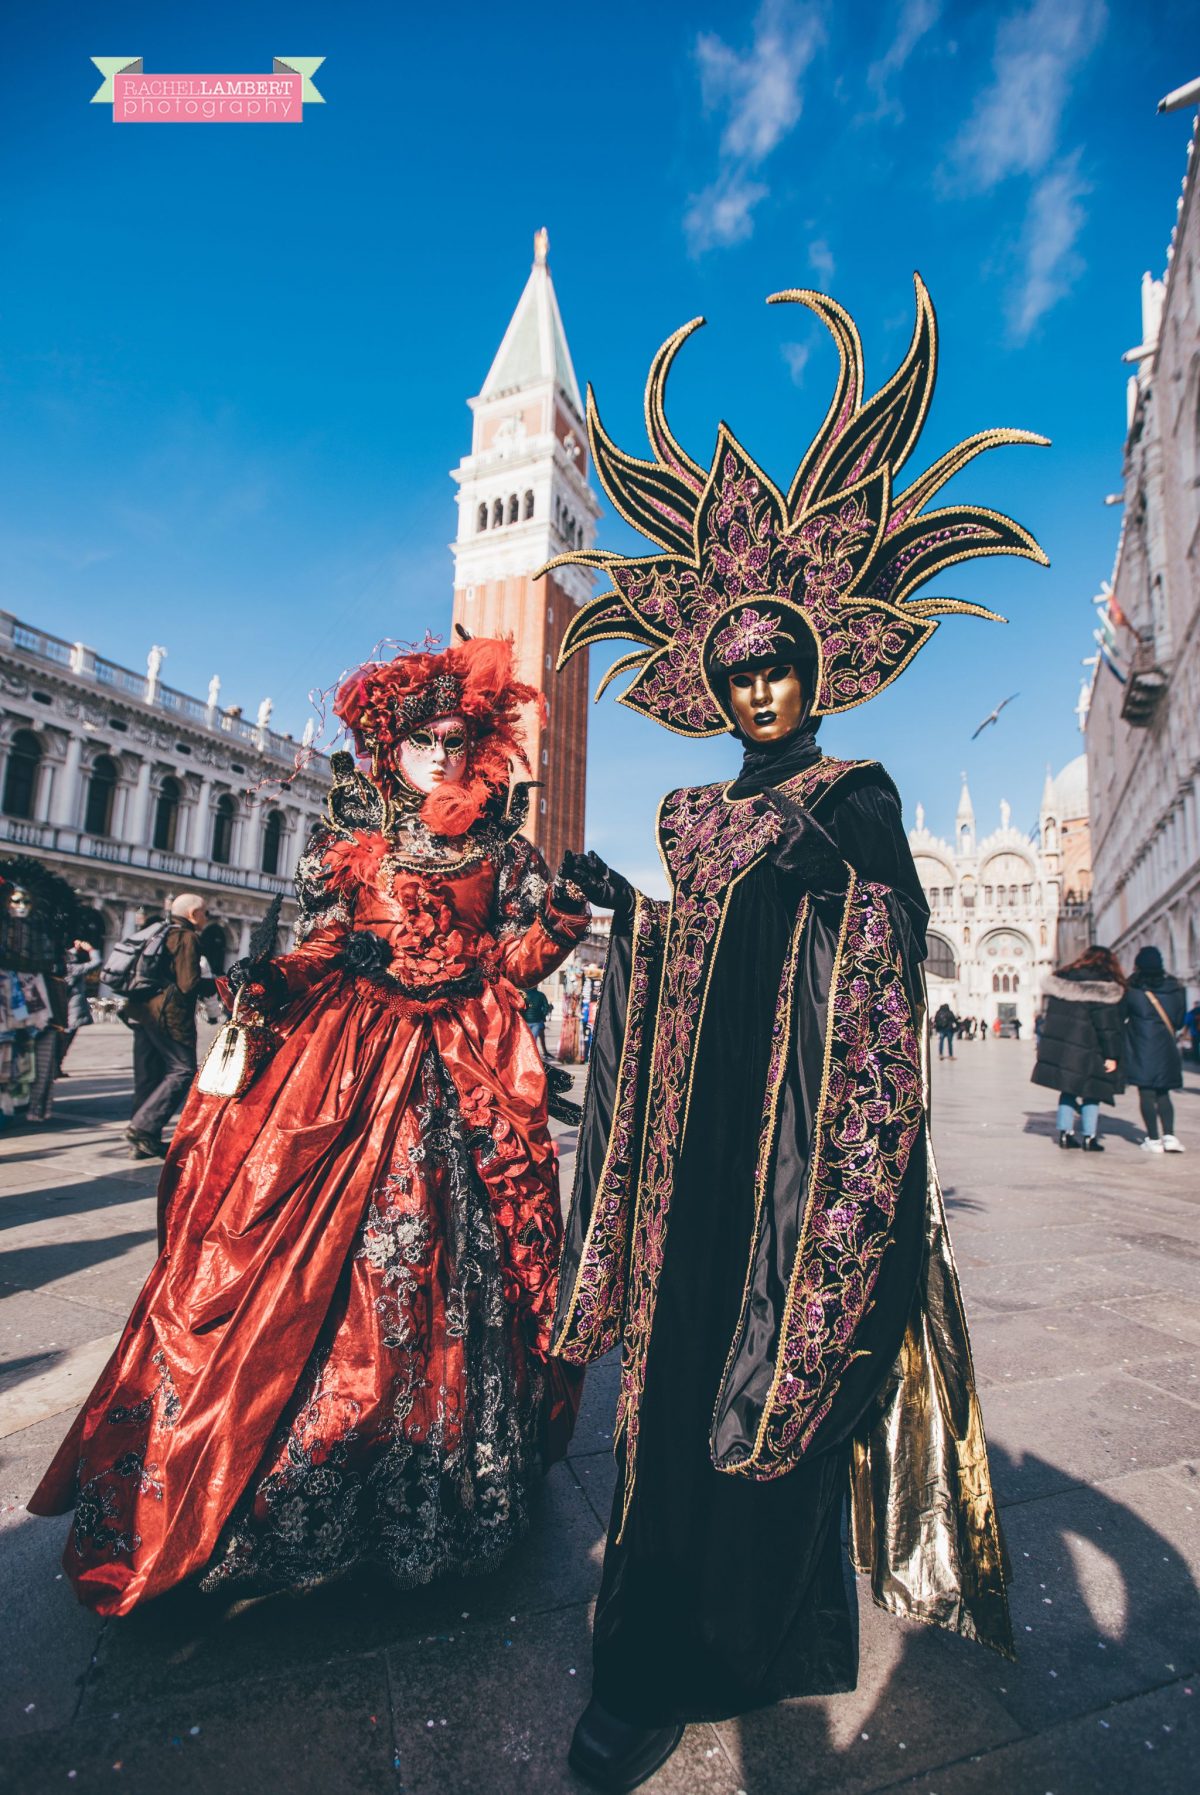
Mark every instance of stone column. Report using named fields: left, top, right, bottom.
left=129, top=758, right=154, bottom=846
left=237, top=919, right=253, bottom=956
left=33, top=745, right=56, bottom=823
left=237, top=796, right=260, bottom=871
left=190, top=777, right=214, bottom=863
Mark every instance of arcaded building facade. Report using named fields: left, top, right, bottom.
left=1086, top=116, right=1200, bottom=988
left=0, top=611, right=327, bottom=957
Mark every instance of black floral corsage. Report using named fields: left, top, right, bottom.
left=342, top=929, right=393, bottom=981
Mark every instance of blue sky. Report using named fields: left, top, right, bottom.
left=1, top=1, right=1195, bottom=888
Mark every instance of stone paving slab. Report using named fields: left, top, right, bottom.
left=895, top=1676, right=1197, bottom=1793
left=0, top=1652, right=399, bottom=1795
left=0, top=1031, right=1197, bottom=1792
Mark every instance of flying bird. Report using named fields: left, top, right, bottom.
left=971, top=693, right=1019, bottom=740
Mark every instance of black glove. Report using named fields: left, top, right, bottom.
left=226, top=957, right=288, bottom=1011
left=763, top=798, right=848, bottom=893
left=557, top=850, right=635, bottom=929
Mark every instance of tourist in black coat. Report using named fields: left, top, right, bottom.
left=1031, top=945, right=1126, bottom=1151
left=1124, top=945, right=1187, bottom=1154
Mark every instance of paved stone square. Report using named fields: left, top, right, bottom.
left=1, top=1024, right=1197, bottom=1793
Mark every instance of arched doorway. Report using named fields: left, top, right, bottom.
left=261, top=809, right=285, bottom=876
left=153, top=776, right=182, bottom=852
left=2, top=729, right=42, bottom=819
left=84, top=754, right=118, bottom=836
left=211, top=794, right=236, bottom=865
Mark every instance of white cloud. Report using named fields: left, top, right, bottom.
left=946, top=0, right=1105, bottom=192
left=1008, top=151, right=1089, bottom=341
left=866, top=0, right=942, bottom=120
left=685, top=172, right=770, bottom=253
left=808, top=237, right=835, bottom=283
left=781, top=341, right=812, bottom=384
left=686, top=1, right=825, bottom=255
left=942, top=0, right=1104, bottom=336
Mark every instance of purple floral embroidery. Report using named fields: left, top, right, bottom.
left=747, top=877, right=923, bottom=1476
left=614, top=758, right=861, bottom=1531
left=710, top=608, right=786, bottom=669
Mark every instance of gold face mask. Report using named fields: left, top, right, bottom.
left=726, top=663, right=806, bottom=743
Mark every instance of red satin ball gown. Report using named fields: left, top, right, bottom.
left=30, top=815, right=589, bottom=1616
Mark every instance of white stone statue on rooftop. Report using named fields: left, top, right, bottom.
left=207, top=675, right=221, bottom=709
left=301, top=717, right=316, bottom=748
left=256, top=697, right=273, bottom=731
left=147, top=645, right=167, bottom=680
left=1000, top=798, right=1011, bottom=830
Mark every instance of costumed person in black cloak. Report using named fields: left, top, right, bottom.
left=542, top=276, right=1049, bottom=1790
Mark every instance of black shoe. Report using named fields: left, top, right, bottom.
left=568, top=1699, right=684, bottom=1793
left=1082, top=1135, right=1105, bottom=1152
left=129, top=1132, right=166, bottom=1160
left=1058, top=1131, right=1080, bottom=1149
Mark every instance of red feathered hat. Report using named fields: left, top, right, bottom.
left=333, top=636, right=545, bottom=835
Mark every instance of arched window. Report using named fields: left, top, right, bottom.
left=992, top=973, right=1000, bottom=992
left=2, top=728, right=42, bottom=819
left=1010, top=884, right=1019, bottom=905
left=261, top=808, right=284, bottom=875
left=507, top=493, right=519, bottom=524
left=84, top=754, right=117, bottom=836
left=523, top=489, right=534, bottom=519
left=153, top=776, right=181, bottom=851
left=476, top=503, right=488, bottom=532
left=211, top=794, right=236, bottom=865
left=924, top=934, right=957, bottom=980
left=1013, top=974, right=1020, bottom=991
left=492, top=497, right=504, bottom=528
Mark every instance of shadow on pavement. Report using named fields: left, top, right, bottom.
left=1022, top=1109, right=1145, bottom=1145
left=728, top=1439, right=1200, bottom=1791
left=3, top=1435, right=1196, bottom=1791
left=0, top=1230, right=158, bottom=1292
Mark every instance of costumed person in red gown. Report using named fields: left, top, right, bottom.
left=30, top=635, right=589, bottom=1616
left=544, top=278, right=1047, bottom=1790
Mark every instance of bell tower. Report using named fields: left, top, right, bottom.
left=450, top=229, right=599, bottom=874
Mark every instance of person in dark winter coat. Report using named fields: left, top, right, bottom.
left=125, top=894, right=211, bottom=1160
left=1123, top=945, right=1187, bottom=1154
left=1031, top=945, right=1126, bottom=1151
left=933, top=1001, right=957, bottom=1058
left=56, top=940, right=101, bottom=1071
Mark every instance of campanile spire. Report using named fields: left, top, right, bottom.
left=450, top=233, right=598, bottom=873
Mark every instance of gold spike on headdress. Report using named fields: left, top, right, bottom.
left=540, top=275, right=1048, bottom=736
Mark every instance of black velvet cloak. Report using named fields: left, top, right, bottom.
left=553, top=753, right=1012, bottom=1725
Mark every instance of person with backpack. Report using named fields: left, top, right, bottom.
left=1031, top=945, right=1125, bottom=1151
left=1124, top=945, right=1187, bottom=1153
left=933, top=1000, right=957, bottom=1058
left=522, top=983, right=552, bottom=1058
left=114, top=893, right=211, bottom=1159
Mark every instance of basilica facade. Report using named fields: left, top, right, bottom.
left=908, top=758, right=1091, bottom=1035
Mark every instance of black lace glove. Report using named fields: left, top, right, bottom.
left=557, top=850, right=635, bottom=930
left=226, top=957, right=288, bottom=1012
left=762, top=797, right=849, bottom=894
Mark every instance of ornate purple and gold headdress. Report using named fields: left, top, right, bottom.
left=542, top=276, right=1047, bottom=736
